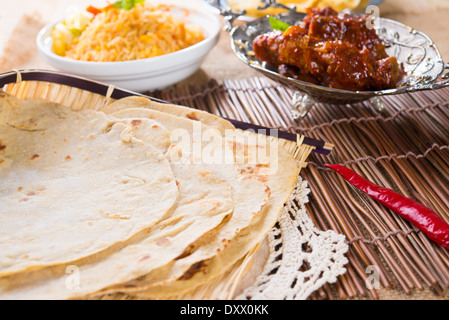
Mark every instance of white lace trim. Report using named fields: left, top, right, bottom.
left=236, top=176, right=349, bottom=300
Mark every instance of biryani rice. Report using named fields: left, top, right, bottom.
left=63, top=3, right=205, bottom=62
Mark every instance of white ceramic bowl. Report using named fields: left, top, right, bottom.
left=36, top=4, right=221, bottom=92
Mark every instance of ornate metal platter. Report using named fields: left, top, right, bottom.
left=206, top=0, right=449, bottom=118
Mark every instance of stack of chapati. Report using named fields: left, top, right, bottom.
left=0, top=92, right=300, bottom=299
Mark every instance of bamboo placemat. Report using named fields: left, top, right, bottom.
left=153, top=77, right=449, bottom=300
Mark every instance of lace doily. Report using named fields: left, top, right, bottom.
left=235, top=176, right=349, bottom=300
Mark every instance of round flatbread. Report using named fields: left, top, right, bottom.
left=0, top=96, right=234, bottom=299
left=0, top=94, right=179, bottom=277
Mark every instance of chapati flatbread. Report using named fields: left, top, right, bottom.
left=0, top=96, right=235, bottom=299
left=0, top=93, right=179, bottom=277
left=81, top=101, right=271, bottom=296
left=92, top=97, right=298, bottom=298
left=135, top=133, right=300, bottom=298
left=0, top=92, right=299, bottom=300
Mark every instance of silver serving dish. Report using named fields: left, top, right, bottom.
left=206, top=0, right=449, bottom=118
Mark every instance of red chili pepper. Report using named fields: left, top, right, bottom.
left=325, top=164, right=449, bottom=250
